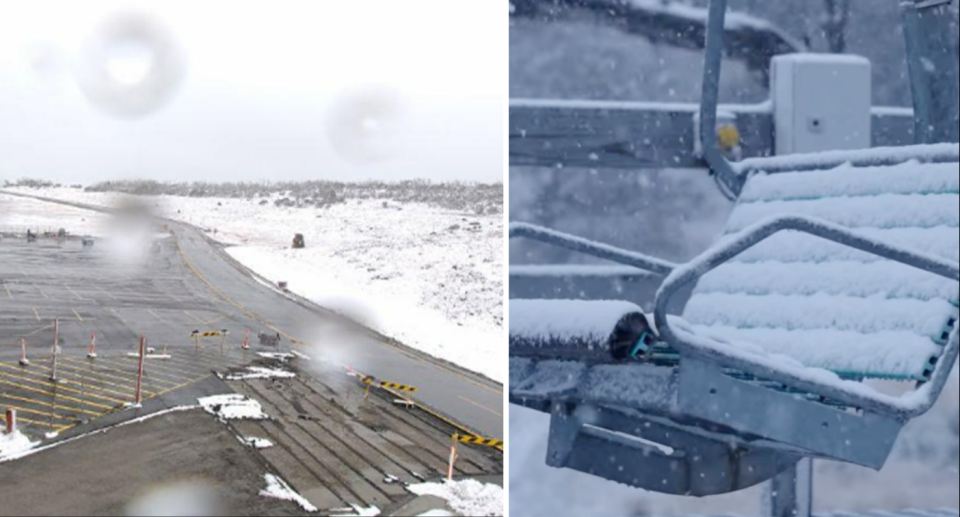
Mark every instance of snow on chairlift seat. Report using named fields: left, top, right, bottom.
left=683, top=159, right=959, bottom=382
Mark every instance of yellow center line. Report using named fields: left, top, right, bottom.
left=33, top=308, right=42, bottom=322
left=73, top=309, right=84, bottom=322
left=0, top=381, right=112, bottom=413
left=458, top=395, right=503, bottom=418
left=34, top=284, right=49, bottom=299
left=3, top=282, right=11, bottom=299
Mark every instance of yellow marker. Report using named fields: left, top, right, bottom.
left=455, top=434, right=504, bottom=448
left=362, top=376, right=418, bottom=393
left=717, top=124, right=741, bottom=151
left=190, top=331, right=222, bottom=338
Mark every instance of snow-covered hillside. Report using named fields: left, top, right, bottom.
left=1, top=187, right=504, bottom=383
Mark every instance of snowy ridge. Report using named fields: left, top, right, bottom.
left=735, top=143, right=960, bottom=174
left=686, top=325, right=941, bottom=379
left=684, top=157, right=960, bottom=380
left=684, top=293, right=956, bottom=342
left=739, top=162, right=960, bottom=203
left=732, top=226, right=960, bottom=264
left=727, top=193, right=959, bottom=232
left=510, top=264, right=656, bottom=278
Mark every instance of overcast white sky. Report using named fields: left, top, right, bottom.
left=0, top=0, right=505, bottom=184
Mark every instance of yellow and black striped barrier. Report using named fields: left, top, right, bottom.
left=361, top=376, right=418, bottom=393
left=455, top=433, right=504, bottom=448
left=191, top=330, right=224, bottom=338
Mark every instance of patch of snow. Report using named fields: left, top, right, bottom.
left=239, top=436, right=274, bottom=449
left=417, top=511, right=455, bottom=517
left=257, top=352, right=295, bottom=362
left=383, top=474, right=400, bottom=484
left=331, top=504, right=381, bottom=517
left=736, top=143, right=959, bottom=175
left=259, top=474, right=318, bottom=513
left=739, top=162, right=959, bottom=203
left=125, top=353, right=172, bottom=359
left=220, top=367, right=296, bottom=381
left=509, top=264, right=656, bottom=278
left=290, top=350, right=312, bottom=361
left=407, top=479, right=503, bottom=517
left=198, top=394, right=268, bottom=421
left=0, top=430, right=39, bottom=462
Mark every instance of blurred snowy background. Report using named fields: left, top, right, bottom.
left=509, top=0, right=959, bottom=515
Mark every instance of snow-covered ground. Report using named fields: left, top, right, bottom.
left=408, top=479, right=504, bottom=517
left=0, top=430, right=39, bottom=462
left=1, top=187, right=504, bottom=382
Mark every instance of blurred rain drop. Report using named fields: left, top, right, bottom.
left=326, top=85, right=407, bottom=164
left=74, top=10, right=186, bottom=118
left=126, top=481, right=224, bottom=517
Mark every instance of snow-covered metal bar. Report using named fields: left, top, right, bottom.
left=509, top=223, right=677, bottom=276
left=509, top=300, right=654, bottom=362
left=736, top=143, right=960, bottom=175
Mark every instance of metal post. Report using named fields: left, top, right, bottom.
left=87, top=332, right=97, bottom=359
left=699, top=0, right=744, bottom=199
left=134, top=335, right=146, bottom=407
left=765, top=458, right=813, bottom=517
left=19, top=338, right=29, bottom=366
left=448, top=434, right=460, bottom=481
left=4, top=408, right=15, bottom=435
left=902, top=0, right=960, bottom=144
left=50, top=318, right=60, bottom=383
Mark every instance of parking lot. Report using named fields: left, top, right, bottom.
left=0, top=233, right=266, bottom=434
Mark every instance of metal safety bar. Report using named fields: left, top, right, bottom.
left=653, top=214, right=960, bottom=421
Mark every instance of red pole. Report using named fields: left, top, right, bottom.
left=19, top=338, right=29, bottom=366
left=4, top=408, right=15, bottom=434
left=134, top=335, right=146, bottom=407
left=241, top=329, right=250, bottom=350
left=88, top=332, right=97, bottom=359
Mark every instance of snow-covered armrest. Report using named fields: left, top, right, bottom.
left=654, top=214, right=960, bottom=421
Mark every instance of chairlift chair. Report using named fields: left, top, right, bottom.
left=509, top=0, right=959, bottom=497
